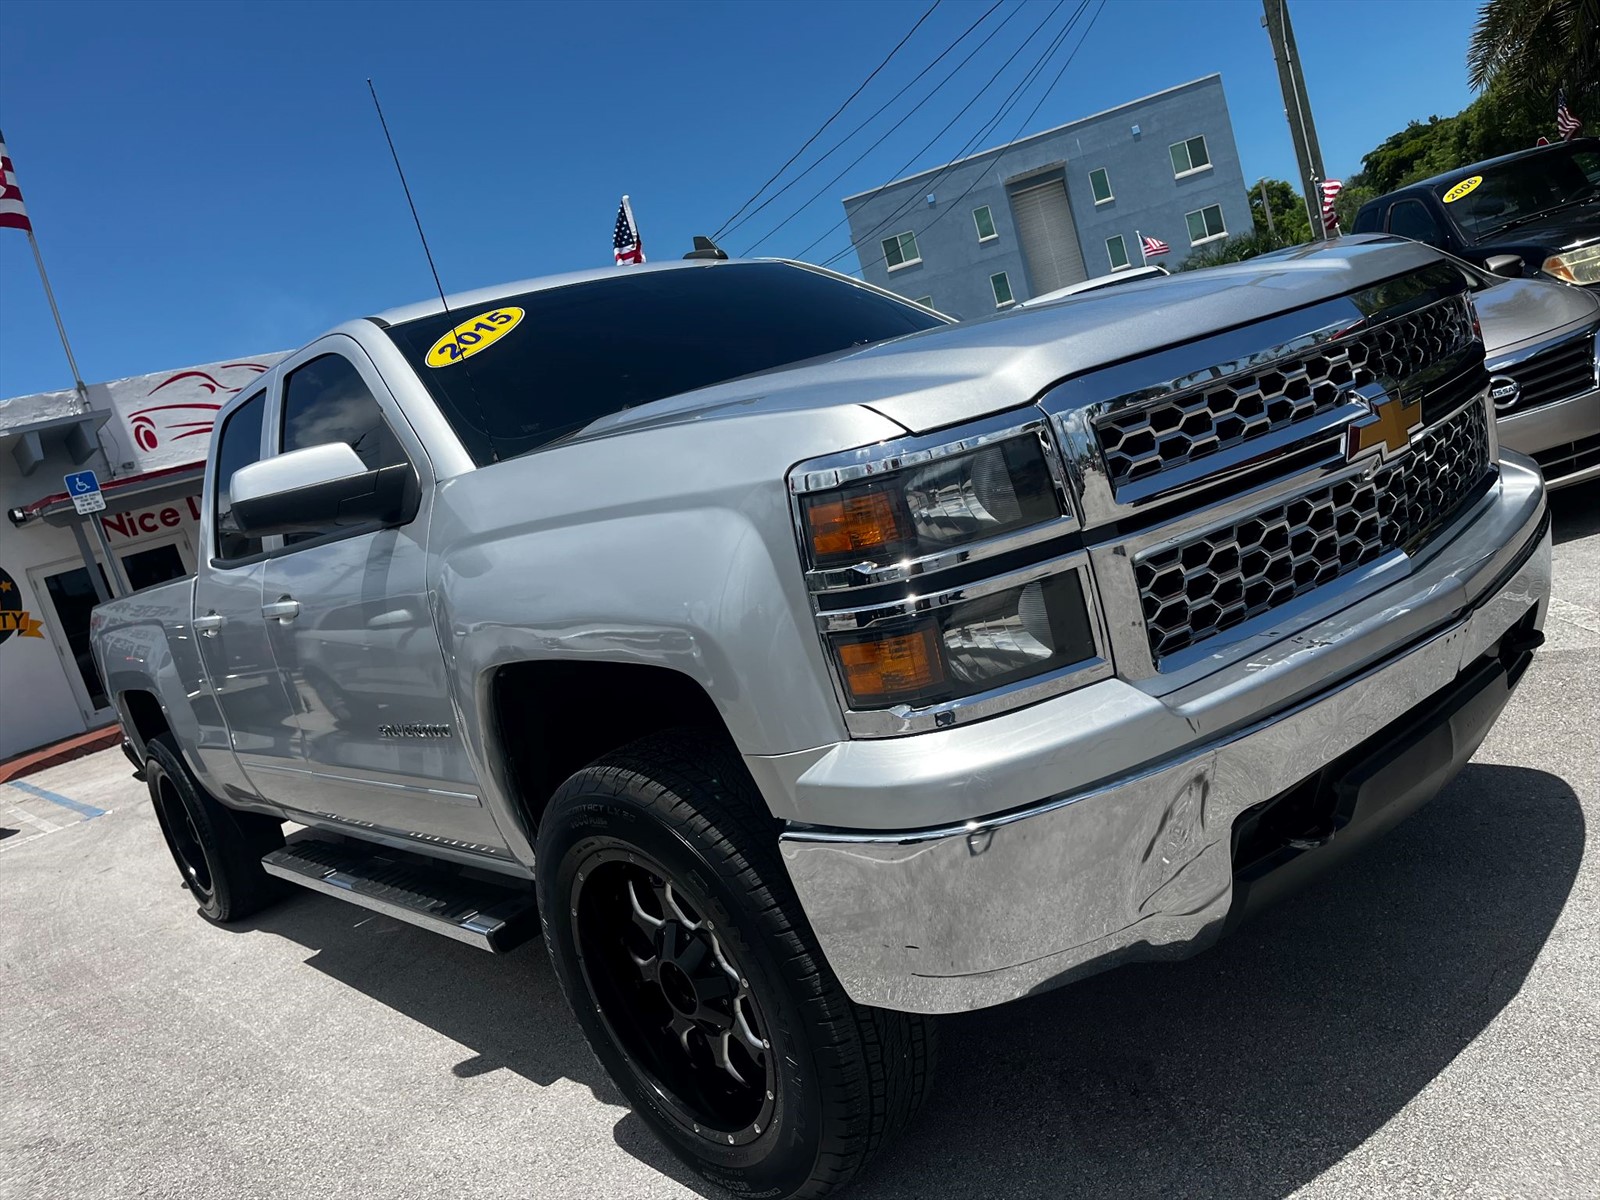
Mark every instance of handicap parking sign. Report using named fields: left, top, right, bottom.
left=64, top=470, right=106, bottom=515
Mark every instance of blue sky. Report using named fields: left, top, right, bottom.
left=1, top=0, right=1481, bottom=398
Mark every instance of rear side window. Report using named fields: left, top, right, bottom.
left=1351, top=203, right=1384, bottom=235
left=385, top=262, right=944, bottom=465
left=213, top=390, right=266, bottom=562
left=1388, top=200, right=1442, bottom=244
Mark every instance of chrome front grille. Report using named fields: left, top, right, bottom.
left=1095, top=296, right=1477, bottom=490
left=1493, top=331, right=1596, bottom=413
left=1134, top=399, right=1491, bottom=659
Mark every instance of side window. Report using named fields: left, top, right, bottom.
left=279, top=353, right=410, bottom=543
left=1351, top=203, right=1383, bottom=235
left=1106, top=235, right=1130, bottom=271
left=213, top=390, right=267, bottom=562
left=1387, top=199, right=1441, bottom=243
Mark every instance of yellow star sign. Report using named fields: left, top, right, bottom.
left=1346, top=392, right=1422, bottom=464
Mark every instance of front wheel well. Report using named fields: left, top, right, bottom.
left=492, top=661, right=740, bottom=837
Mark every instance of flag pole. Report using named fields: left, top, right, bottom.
left=24, top=227, right=91, bottom=412
left=1137, top=230, right=1148, bottom=267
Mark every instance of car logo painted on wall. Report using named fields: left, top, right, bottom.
left=1344, top=385, right=1423, bottom=464
left=1489, top=375, right=1522, bottom=412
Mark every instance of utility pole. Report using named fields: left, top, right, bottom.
left=1258, top=178, right=1277, bottom=238
left=1262, top=0, right=1330, bottom=239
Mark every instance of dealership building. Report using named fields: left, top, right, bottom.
left=841, top=74, right=1252, bottom=315
left=1, top=353, right=284, bottom=759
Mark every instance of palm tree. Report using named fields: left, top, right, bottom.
left=1468, top=0, right=1599, bottom=119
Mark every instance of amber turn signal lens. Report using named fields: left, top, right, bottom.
left=804, top=490, right=906, bottom=562
left=835, top=625, right=944, bottom=707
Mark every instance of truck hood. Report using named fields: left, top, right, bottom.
left=1475, top=272, right=1600, bottom=361
left=579, top=239, right=1459, bottom=439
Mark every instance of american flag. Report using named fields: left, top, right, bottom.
left=613, top=194, right=644, bottom=265
left=0, top=130, right=33, bottom=233
left=1557, top=91, right=1583, bottom=141
left=1141, top=234, right=1169, bottom=258
left=1320, top=179, right=1344, bottom=234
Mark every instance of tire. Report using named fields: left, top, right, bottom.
left=537, top=729, right=935, bottom=1199
left=145, top=733, right=285, bottom=923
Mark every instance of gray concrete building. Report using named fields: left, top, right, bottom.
left=841, top=75, right=1252, bottom=316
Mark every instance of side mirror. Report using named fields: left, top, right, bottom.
left=1484, top=253, right=1523, bottom=277
left=229, top=442, right=415, bottom=537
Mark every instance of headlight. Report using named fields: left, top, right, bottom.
left=827, top=569, right=1098, bottom=710
left=799, top=434, right=1062, bottom=570
left=792, top=415, right=1108, bottom=736
left=1541, top=243, right=1600, bottom=286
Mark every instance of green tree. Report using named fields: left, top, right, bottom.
left=1355, top=77, right=1554, bottom=195
left=1179, top=230, right=1288, bottom=271
left=1469, top=0, right=1598, bottom=117
left=1333, top=182, right=1377, bottom=232
left=1248, top=179, right=1313, bottom=244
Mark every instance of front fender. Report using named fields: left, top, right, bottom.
left=430, top=405, right=905, bottom=829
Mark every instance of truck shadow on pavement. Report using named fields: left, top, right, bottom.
left=1552, top=480, right=1599, bottom=544
left=228, top=760, right=1581, bottom=1200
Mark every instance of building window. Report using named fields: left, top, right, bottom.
left=1106, top=235, right=1130, bottom=271
left=1185, top=204, right=1227, bottom=245
left=972, top=205, right=997, bottom=242
left=990, top=271, right=1015, bottom=308
left=882, top=230, right=921, bottom=270
left=1089, top=168, right=1113, bottom=204
left=1169, top=135, right=1212, bottom=177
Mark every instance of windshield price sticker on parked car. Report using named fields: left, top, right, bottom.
left=1442, top=176, right=1483, bottom=203
left=425, top=307, right=525, bottom=367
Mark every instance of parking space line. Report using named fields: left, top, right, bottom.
left=3, top=803, right=63, bottom=834
left=5, top=780, right=109, bottom=820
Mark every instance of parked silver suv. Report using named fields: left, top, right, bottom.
left=93, top=242, right=1549, bottom=1197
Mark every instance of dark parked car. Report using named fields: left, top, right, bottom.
left=1352, top=139, right=1600, bottom=287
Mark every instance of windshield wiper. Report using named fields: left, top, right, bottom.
left=1480, top=190, right=1600, bottom=239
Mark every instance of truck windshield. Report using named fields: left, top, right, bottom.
left=1438, top=144, right=1600, bottom=242
left=384, top=261, right=945, bottom=465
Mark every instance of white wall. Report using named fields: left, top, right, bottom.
left=1, top=350, right=285, bottom=759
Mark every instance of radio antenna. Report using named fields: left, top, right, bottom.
left=367, top=78, right=451, bottom=313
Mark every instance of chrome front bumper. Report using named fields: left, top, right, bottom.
left=778, top=458, right=1551, bottom=1015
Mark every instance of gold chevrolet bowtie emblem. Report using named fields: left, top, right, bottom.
left=1345, top=390, right=1422, bottom=464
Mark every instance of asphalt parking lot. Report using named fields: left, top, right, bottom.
left=3, top=483, right=1597, bottom=1200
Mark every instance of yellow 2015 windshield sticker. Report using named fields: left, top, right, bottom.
left=425, top=307, right=524, bottom=367
left=1442, top=176, right=1482, bottom=204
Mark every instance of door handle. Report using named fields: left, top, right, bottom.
left=262, top=598, right=301, bottom=624
left=193, top=613, right=225, bottom=638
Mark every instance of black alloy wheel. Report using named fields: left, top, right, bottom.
left=537, top=729, right=936, bottom=1199
left=151, top=770, right=216, bottom=901
left=143, top=733, right=285, bottom=923
left=572, top=848, right=776, bottom=1147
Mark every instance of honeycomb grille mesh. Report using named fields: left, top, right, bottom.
left=1097, top=297, right=1476, bottom=490
left=1134, top=398, right=1491, bottom=660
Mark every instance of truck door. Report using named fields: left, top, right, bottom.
left=191, top=388, right=305, bottom=800
left=257, top=339, right=507, bottom=853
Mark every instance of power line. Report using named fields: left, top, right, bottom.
left=720, top=0, right=1004, bottom=246
left=810, top=0, right=1087, bottom=267
left=834, top=0, right=1105, bottom=278
left=740, top=0, right=1044, bottom=256
left=712, top=0, right=941, bottom=241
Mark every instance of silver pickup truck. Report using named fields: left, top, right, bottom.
left=92, top=244, right=1551, bottom=1198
